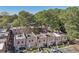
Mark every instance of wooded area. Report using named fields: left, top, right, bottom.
left=0, top=7, right=79, bottom=40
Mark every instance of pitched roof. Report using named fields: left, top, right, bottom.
left=15, top=33, right=26, bottom=40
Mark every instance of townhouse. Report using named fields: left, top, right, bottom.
left=7, top=27, right=68, bottom=51
left=8, top=27, right=37, bottom=51
left=46, top=32, right=67, bottom=46
left=25, top=32, right=37, bottom=48
left=36, top=33, right=47, bottom=48
left=8, top=27, right=27, bottom=51
left=14, top=33, right=26, bottom=51
left=36, top=32, right=68, bottom=47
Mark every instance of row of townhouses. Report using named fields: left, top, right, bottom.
left=8, top=27, right=68, bottom=51
left=0, top=27, right=68, bottom=52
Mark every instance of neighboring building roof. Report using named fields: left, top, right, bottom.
left=46, top=32, right=54, bottom=37
left=25, top=32, right=37, bottom=39
left=53, top=33, right=61, bottom=37
left=10, top=27, right=27, bottom=32
left=10, top=27, right=30, bottom=35
left=0, top=28, right=8, bottom=38
left=10, top=27, right=26, bottom=30
left=0, top=38, right=7, bottom=43
left=0, top=43, right=4, bottom=50
left=15, top=33, right=26, bottom=40
left=37, top=33, right=47, bottom=38
left=4, top=32, right=8, bottom=36
left=36, top=32, right=66, bottom=40
left=0, top=29, right=6, bottom=32
left=0, top=32, right=8, bottom=38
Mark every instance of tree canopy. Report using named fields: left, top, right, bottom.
left=0, top=7, right=79, bottom=40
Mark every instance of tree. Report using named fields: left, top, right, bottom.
left=34, top=9, right=63, bottom=32
left=65, top=7, right=79, bottom=39
left=18, top=11, right=34, bottom=26
left=12, top=19, right=20, bottom=27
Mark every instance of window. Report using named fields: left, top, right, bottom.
left=15, top=32, right=17, bottom=34
left=32, top=40, right=33, bottom=42
left=18, top=34, right=22, bottom=37
left=43, top=40, right=45, bottom=42
left=28, top=35, right=30, bottom=37
left=26, top=36, right=27, bottom=39
left=51, top=42, right=53, bottom=44
left=22, top=41, right=23, bottom=43
left=39, top=40, right=41, bottom=43
left=37, top=37, right=39, bottom=39
left=17, top=41, right=20, bottom=44
left=29, top=40, right=30, bottom=42
left=46, top=34, right=48, bottom=36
